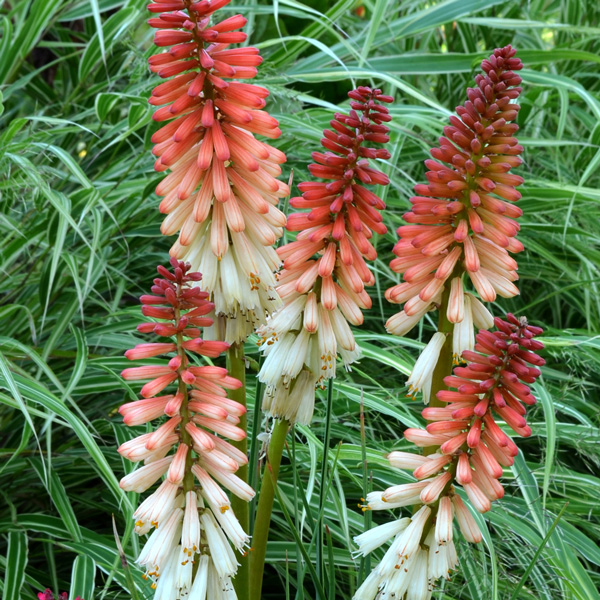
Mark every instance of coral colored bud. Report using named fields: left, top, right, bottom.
left=168, top=355, right=182, bottom=370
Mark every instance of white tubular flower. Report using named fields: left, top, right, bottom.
left=197, top=461, right=255, bottom=502
left=391, top=505, right=430, bottom=568
left=200, top=510, right=239, bottom=579
left=356, top=502, right=459, bottom=600
left=137, top=507, right=183, bottom=578
left=280, top=328, right=311, bottom=383
left=133, top=480, right=180, bottom=533
left=467, top=292, right=495, bottom=329
left=452, top=293, right=474, bottom=363
left=207, top=559, right=237, bottom=599
left=175, top=546, right=194, bottom=595
left=119, top=456, right=172, bottom=493
left=353, top=569, right=382, bottom=600
left=189, top=555, right=209, bottom=599
left=379, top=552, right=418, bottom=598
left=262, top=369, right=318, bottom=426
left=181, top=491, right=200, bottom=558
left=385, top=305, right=431, bottom=337
left=405, top=548, right=430, bottom=600
left=260, top=294, right=307, bottom=342
left=259, top=332, right=300, bottom=388
left=353, top=518, right=411, bottom=556
left=377, top=505, right=431, bottom=578
left=329, top=306, right=357, bottom=352
left=435, top=496, right=454, bottom=545
left=153, top=551, right=178, bottom=600
left=212, top=504, right=251, bottom=552
left=406, top=332, right=446, bottom=403
left=425, top=524, right=458, bottom=582
left=194, top=466, right=231, bottom=514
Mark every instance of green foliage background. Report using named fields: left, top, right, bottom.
left=1, top=0, right=599, bottom=598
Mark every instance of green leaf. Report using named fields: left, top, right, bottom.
left=0, top=372, right=131, bottom=511
left=30, top=459, right=83, bottom=543
left=65, top=325, right=89, bottom=397
left=1, top=532, right=27, bottom=600
left=79, top=8, right=137, bottom=81
left=70, top=555, right=96, bottom=600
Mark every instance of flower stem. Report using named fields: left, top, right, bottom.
left=227, top=343, right=249, bottom=600
left=425, top=285, right=455, bottom=454
left=248, top=417, right=290, bottom=600
left=248, top=356, right=264, bottom=532
left=175, top=289, right=195, bottom=494
left=316, top=378, right=334, bottom=598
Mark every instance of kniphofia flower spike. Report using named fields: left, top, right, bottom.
left=257, top=86, right=392, bottom=424
left=354, top=315, right=544, bottom=600
left=148, top=0, right=289, bottom=343
left=386, top=45, right=524, bottom=395
left=120, top=259, right=254, bottom=598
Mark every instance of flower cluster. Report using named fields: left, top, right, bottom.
left=38, top=591, right=82, bottom=600
left=354, top=315, right=544, bottom=599
left=386, top=45, right=524, bottom=371
left=257, top=86, right=392, bottom=424
left=148, top=0, right=289, bottom=343
left=119, top=259, right=254, bottom=598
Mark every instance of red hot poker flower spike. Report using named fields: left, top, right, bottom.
left=386, top=46, right=524, bottom=349
left=257, top=86, right=392, bottom=425
left=405, top=314, right=545, bottom=512
left=147, top=0, right=289, bottom=343
left=354, top=315, right=544, bottom=598
left=119, top=258, right=254, bottom=595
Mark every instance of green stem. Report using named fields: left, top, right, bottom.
left=508, top=502, right=569, bottom=600
left=249, top=417, right=290, bottom=600
left=358, top=391, right=371, bottom=584
left=227, top=343, right=249, bottom=600
left=248, top=355, right=264, bottom=532
left=316, top=378, right=334, bottom=599
left=424, top=285, right=455, bottom=455
left=174, top=295, right=195, bottom=494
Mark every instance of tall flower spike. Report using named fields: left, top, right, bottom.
left=386, top=45, right=524, bottom=385
left=147, top=0, right=289, bottom=343
left=355, top=315, right=544, bottom=599
left=257, top=86, right=393, bottom=424
left=119, top=259, right=255, bottom=597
